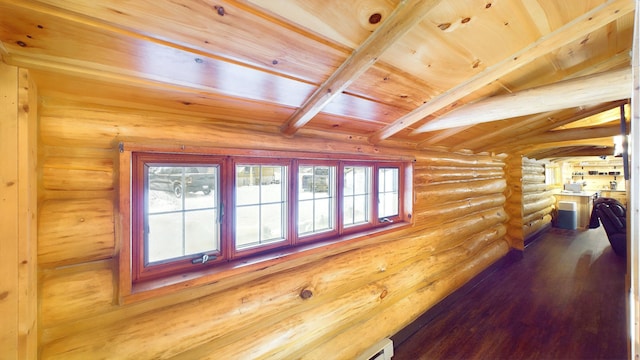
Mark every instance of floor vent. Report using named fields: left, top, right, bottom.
left=357, top=338, right=394, bottom=360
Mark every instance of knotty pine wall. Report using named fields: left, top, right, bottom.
left=36, top=95, right=513, bottom=359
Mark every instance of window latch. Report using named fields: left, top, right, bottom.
left=380, top=217, right=393, bottom=223
left=191, top=253, right=216, bottom=265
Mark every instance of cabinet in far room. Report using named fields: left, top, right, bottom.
left=599, top=190, right=627, bottom=208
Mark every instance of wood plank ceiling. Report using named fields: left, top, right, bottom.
left=0, top=0, right=635, bottom=158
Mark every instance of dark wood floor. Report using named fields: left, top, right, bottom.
left=393, top=226, right=628, bottom=360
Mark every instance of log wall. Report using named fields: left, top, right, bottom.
left=505, top=156, right=554, bottom=250
left=36, top=97, right=510, bottom=359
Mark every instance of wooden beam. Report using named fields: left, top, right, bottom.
left=417, top=125, right=474, bottom=148
left=368, top=0, right=635, bottom=143
left=413, top=67, right=632, bottom=133
left=0, top=63, right=38, bottom=359
left=420, top=52, right=632, bottom=149
left=0, top=58, right=19, bottom=360
left=478, top=100, right=628, bottom=152
left=527, top=147, right=614, bottom=159
left=279, top=0, right=442, bottom=136
left=515, top=124, right=623, bottom=146
left=513, top=137, right=615, bottom=157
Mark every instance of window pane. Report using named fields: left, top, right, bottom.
left=261, top=203, right=284, bottom=240
left=344, top=166, right=371, bottom=227
left=147, top=212, right=184, bottom=263
left=298, top=165, right=335, bottom=236
left=352, top=194, right=369, bottom=224
left=236, top=164, right=287, bottom=250
left=236, top=165, right=260, bottom=205
left=378, top=167, right=399, bottom=218
left=146, top=165, right=219, bottom=264
left=314, top=198, right=332, bottom=231
left=184, top=209, right=219, bottom=254
left=236, top=205, right=260, bottom=248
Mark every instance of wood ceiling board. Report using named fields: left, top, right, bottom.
left=321, top=92, right=410, bottom=125
left=22, top=0, right=348, bottom=83
left=422, top=126, right=492, bottom=151
left=347, top=64, right=440, bottom=110
left=244, top=0, right=400, bottom=49
left=0, top=0, right=635, bottom=151
left=32, top=69, right=410, bottom=141
left=279, top=0, right=442, bottom=136
left=369, top=0, right=635, bottom=143
left=33, top=68, right=410, bottom=134
left=29, top=70, right=300, bottom=131
left=0, top=4, right=330, bottom=107
left=1, top=7, right=416, bottom=127
left=380, top=0, right=543, bottom=87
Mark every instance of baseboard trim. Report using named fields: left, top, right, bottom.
left=391, top=249, right=522, bottom=347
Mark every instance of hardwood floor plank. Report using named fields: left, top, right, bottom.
left=393, top=227, right=627, bottom=360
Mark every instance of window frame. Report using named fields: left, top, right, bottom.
left=231, top=157, right=292, bottom=258
left=131, top=152, right=226, bottom=282
left=375, top=162, right=404, bottom=223
left=294, top=159, right=340, bottom=244
left=117, top=143, right=413, bottom=303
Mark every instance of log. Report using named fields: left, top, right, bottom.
left=504, top=202, right=522, bottom=218
left=415, top=151, right=504, bottom=167
left=40, top=261, right=114, bottom=328
left=38, top=198, right=115, bottom=266
left=40, top=108, right=416, bottom=159
left=521, top=173, right=546, bottom=184
left=414, top=167, right=503, bottom=185
left=415, top=178, right=507, bottom=203
left=42, top=155, right=114, bottom=191
left=522, top=183, right=548, bottom=193
left=524, top=215, right=552, bottom=237
left=413, top=194, right=506, bottom=226
left=415, top=68, right=631, bottom=132
left=523, top=197, right=555, bottom=215
left=523, top=205, right=555, bottom=225
left=522, top=190, right=554, bottom=204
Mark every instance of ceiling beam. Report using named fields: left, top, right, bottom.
left=279, top=0, right=442, bottom=136
left=368, top=0, right=635, bottom=143
left=513, top=123, right=623, bottom=146
left=527, top=147, right=614, bottom=159
left=412, top=67, right=631, bottom=133
left=513, top=137, right=615, bottom=156
left=420, top=53, right=631, bottom=148
left=463, top=100, right=629, bottom=151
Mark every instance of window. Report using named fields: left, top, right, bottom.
left=119, top=144, right=412, bottom=300
left=378, top=167, right=399, bottom=219
left=343, top=165, right=371, bottom=228
left=234, top=160, right=288, bottom=254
